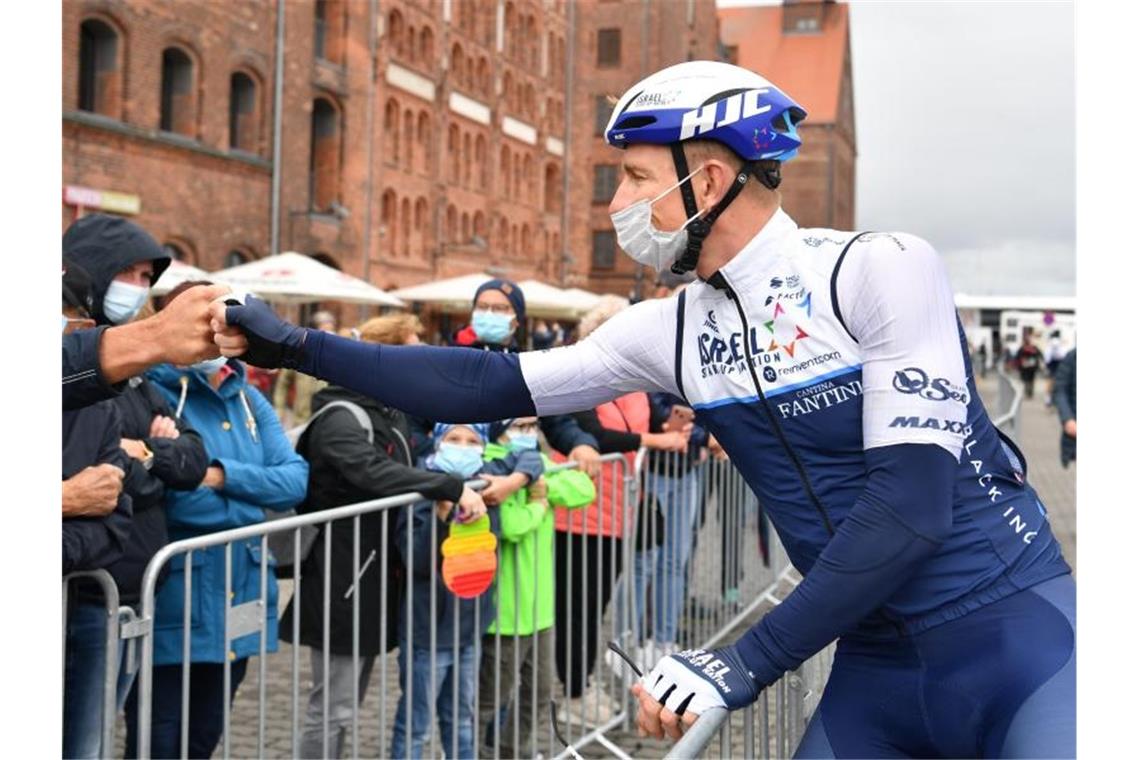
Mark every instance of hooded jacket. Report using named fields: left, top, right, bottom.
left=62, top=213, right=170, bottom=325
left=146, top=361, right=308, bottom=665
left=280, top=385, right=466, bottom=656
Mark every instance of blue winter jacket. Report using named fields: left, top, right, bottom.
left=146, top=362, right=308, bottom=665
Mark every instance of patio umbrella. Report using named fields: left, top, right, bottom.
left=209, top=252, right=404, bottom=307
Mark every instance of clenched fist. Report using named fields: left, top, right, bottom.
left=62, top=464, right=125, bottom=518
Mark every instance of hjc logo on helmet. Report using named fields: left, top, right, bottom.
left=679, top=89, right=774, bottom=141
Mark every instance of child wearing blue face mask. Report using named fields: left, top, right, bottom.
left=391, top=423, right=543, bottom=760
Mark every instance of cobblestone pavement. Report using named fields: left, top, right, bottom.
left=114, top=371, right=1075, bottom=759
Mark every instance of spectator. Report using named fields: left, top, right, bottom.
left=62, top=268, right=135, bottom=759
left=391, top=422, right=517, bottom=760
left=551, top=296, right=687, bottom=725
left=442, top=278, right=602, bottom=474
left=1044, top=330, right=1066, bottom=408
left=1053, top=347, right=1077, bottom=468
left=274, top=310, right=337, bottom=425
left=62, top=219, right=228, bottom=411
left=123, top=281, right=309, bottom=759
left=1014, top=333, right=1045, bottom=399
left=477, top=417, right=596, bottom=757
left=64, top=222, right=211, bottom=758
left=280, top=314, right=481, bottom=759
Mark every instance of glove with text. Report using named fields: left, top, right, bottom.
left=222, top=292, right=310, bottom=370
left=641, top=644, right=760, bottom=716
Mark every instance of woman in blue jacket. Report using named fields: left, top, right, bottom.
left=124, top=284, right=308, bottom=759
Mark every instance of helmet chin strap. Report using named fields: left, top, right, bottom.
left=669, top=143, right=757, bottom=275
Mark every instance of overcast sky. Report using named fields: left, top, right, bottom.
left=717, top=0, right=1075, bottom=296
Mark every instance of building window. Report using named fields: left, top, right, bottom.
left=162, top=242, right=187, bottom=262
left=597, top=28, right=621, bottom=68
left=544, top=162, right=560, bottom=214
left=78, top=18, right=120, bottom=117
left=314, top=0, right=328, bottom=59
left=224, top=250, right=250, bottom=269
left=592, top=231, right=616, bottom=269
left=229, top=72, right=258, bottom=152
left=160, top=47, right=196, bottom=136
left=593, top=164, right=618, bottom=203
left=315, top=0, right=346, bottom=63
left=594, top=95, right=611, bottom=136
left=309, top=98, right=341, bottom=211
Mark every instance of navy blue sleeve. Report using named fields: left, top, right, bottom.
left=733, top=443, right=955, bottom=688
left=299, top=331, right=537, bottom=423
left=539, top=414, right=598, bottom=455
left=63, top=327, right=124, bottom=410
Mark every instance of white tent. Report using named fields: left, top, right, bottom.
left=209, top=252, right=404, bottom=307
left=393, top=273, right=580, bottom=318
left=562, top=287, right=616, bottom=313
left=151, top=259, right=212, bottom=296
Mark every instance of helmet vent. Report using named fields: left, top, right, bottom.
left=614, top=115, right=657, bottom=130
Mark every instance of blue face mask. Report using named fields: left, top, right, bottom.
left=189, top=356, right=228, bottom=375
left=506, top=432, right=538, bottom=452
left=434, top=442, right=485, bottom=478
left=471, top=310, right=513, bottom=344
left=103, top=280, right=150, bottom=324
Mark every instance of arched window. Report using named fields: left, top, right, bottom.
left=462, top=133, right=472, bottom=186
left=512, top=153, right=522, bottom=200
left=545, top=162, right=560, bottom=214
left=400, top=198, right=411, bottom=256
left=461, top=212, right=471, bottom=242
left=229, top=71, right=259, bottom=152
left=314, top=1, right=346, bottom=64
left=381, top=189, right=396, bottom=255
left=524, top=83, right=535, bottom=122
left=505, top=3, right=516, bottom=60
left=402, top=109, right=414, bottom=170
left=384, top=99, right=400, bottom=162
left=503, top=71, right=514, bottom=114
left=417, top=111, right=431, bottom=175
left=448, top=125, right=460, bottom=183
left=388, top=10, right=404, bottom=58
left=521, top=223, right=531, bottom=257
left=419, top=27, right=434, bottom=64
left=162, top=241, right=189, bottom=263
left=523, top=154, right=534, bottom=203
left=500, top=147, right=510, bottom=196
left=477, top=57, right=490, bottom=97
left=475, top=135, right=487, bottom=186
left=474, top=211, right=487, bottom=239
left=415, top=197, right=429, bottom=254
left=511, top=224, right=519, bottom=257
left=446, top=205, right=458, bottom=243
left=78, top=18, right=121, bottom=117
left=406, top=25, right=417, bottom=65
left=160, top=46, right=196, bottom=136
left=310, top=97, right=341, bottom=211
left=451, top=43, right=463, bottom=88
left=224, top=249, right=250, bottom=269
left=526, top=16, right=538, bottom=69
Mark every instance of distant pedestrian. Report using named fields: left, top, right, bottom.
left=1044, top=330, right=1066, bottom=407
left=1015, top=334, right=1044, bottom=399
left=1052, top=348, right=1077, bottom=467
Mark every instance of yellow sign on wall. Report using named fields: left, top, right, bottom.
left=63, top=185, right=141, bottom=215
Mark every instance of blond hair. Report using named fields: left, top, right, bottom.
left=358, top=314, right=423, bottom=346
left=578, top=294, right=629, bottom=339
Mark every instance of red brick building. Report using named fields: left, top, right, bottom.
left=567, top=0, right=721, bottom=299
left=63, top=0, right=573, bottom=291
left=719, top=0, right=857, bottom=232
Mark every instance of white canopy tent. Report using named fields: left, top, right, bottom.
left=209, top=252, right=404, bottom=307
left=151, top=259, right=212, bottom=296
left=393, top=273, right=580, bottom=319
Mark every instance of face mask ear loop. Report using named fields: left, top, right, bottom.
left=671, top=158, right=758, bottom=276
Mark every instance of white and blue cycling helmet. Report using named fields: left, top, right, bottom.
left=604, top=61, right=807, bottom=273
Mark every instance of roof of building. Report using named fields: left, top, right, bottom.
left=718, top=2, right=850, bottom=125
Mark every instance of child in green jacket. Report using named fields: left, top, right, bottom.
left=478, top=417, right=596, bottom=757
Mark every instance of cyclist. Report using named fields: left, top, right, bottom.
left=211, top=61, right=1075, bottom=758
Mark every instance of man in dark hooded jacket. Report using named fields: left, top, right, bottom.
left=62, top=215, right=209, bottom=758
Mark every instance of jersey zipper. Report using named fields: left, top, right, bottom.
left=710, top=271, right=836, bottom=536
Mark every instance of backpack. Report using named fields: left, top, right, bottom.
left=267, top=401, right=374, bottom=572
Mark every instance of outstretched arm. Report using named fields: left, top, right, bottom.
left=210, top=294, right=679, bottom=422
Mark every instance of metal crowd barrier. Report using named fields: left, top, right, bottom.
left=993, top=363, right=1024, bottom=442
left=67, top=445, right=803, bottom=759
left=62, top=568, right=126, bottom=757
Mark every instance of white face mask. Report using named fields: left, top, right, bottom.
left=609, top=164, right=706, bottom=273
left=103, top=280, right=149, bottom=324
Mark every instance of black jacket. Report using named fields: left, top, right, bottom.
left=280, top=386, right=466, bottom=655
left=86, top=377, right=208, bottom=604
left=63, top=401, right=132, bottom=575
left=1053, top=348, right=1077, bottom=467
left=63, top=326, right=123, bottom=410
